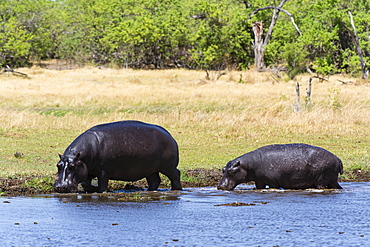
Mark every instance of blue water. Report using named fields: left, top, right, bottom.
left=1, top=182, right=370, bottom=246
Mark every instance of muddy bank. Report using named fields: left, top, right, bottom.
left=1, top=169, right=369, bottom=196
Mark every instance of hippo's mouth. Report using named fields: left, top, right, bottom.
left=54, top=183, right=78, bottom=193
left=217, top=175, right=242, bottom=190
left=217, top=181, right=237, bottom=191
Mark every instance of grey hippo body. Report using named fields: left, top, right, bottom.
left=217, top=143, right=343, bottom=190
left=54, top=121, right=182, bottom=193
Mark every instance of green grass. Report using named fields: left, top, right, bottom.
left=0, top=128, right=73, bottom=177
left=1, top=121, right=367, bottom=182
left=0, top=67, right=369, bottom=183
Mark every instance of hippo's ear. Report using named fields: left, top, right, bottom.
left=58, top=153, right=63, bottom=159
left=233, top=161, right=241, bottom=168
left=75, top=152, right=81, bottom=160
left=229, top=161, right=241, bottom=172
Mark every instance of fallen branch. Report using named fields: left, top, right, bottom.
left=2, top=65, right=28, bottom=77
left=337, top=79, right=354, bottom=85
left=311, top=75, right=328, bottom=82
left=306, top=68, right=329, bottom=82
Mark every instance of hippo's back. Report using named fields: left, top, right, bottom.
left=254, top=143, right=343, bottom=174
left=90, top=120, right=171, bottom=136
left=90, top=120, right=177, bottom=155
left=65, top=120, right=178, bottom=164
left=257, top=143, right=337, bottom=158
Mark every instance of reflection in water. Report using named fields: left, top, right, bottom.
left=55, top=190, right=183, bottom=203
left=1, top=182, right=370, bottom=246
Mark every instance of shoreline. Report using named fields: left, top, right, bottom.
left=1, top=169, right=369, bottom=196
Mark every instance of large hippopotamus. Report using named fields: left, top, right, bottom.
left=54, top=120, right=182, bottom=193
left=217, top=143, right=343, bottom=190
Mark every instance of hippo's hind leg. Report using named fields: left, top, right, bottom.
left=161, top=168, right=182, bottom=190
left=146, top=172, right=161, bottom=191
left=317, top=173, right=342, bottom=189
left=327, top=180, right=343, bottom=189
left=333, top=182, right=343, bottom=189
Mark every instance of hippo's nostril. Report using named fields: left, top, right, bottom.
left=217, top=184, right=226, bottom=190
left=54, top=183, right=69, bottom=193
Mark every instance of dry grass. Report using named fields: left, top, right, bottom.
left=0, top=66, right=369, bottom=177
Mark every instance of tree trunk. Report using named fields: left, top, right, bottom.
left=305, top=77, right=312, bottom=109
left=348, top=11, right=368, bottom=79
left=252, top=22, right=265, bottom=70
left=251, top=0, right=300, bottom=71
left=294, top=82, right=301, bottom=112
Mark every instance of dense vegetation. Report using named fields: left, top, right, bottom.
left=1, top=0, right=369, bottom=76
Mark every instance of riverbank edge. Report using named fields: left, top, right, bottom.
left=1, top=169, right=369, bottom=196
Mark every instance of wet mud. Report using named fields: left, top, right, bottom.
left=0, top=168, right=369, bottom=196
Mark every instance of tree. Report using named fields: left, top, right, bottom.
left=0, top=0, right=37, bottom=67
left=189, top=0, right=252, bottom=74
left=348, top=11, right=368, bottom=79
left=249, top=0, right=301, bottom=70
left=0, top=0, right=368, bottom=77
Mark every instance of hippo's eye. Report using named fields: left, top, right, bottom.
left=227, top=168, right=237, bottom=175
left=68, top=164, right=76, bottom=171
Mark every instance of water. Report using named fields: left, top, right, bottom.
left=1, top=182, right=370, bottom=246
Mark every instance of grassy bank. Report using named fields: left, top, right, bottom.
left=0, top=66, right=369, bottom=194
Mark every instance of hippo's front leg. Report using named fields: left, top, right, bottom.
left=254, top=180, right=267, bottom=189
left=81, top=179, right=99, bottom=193
left=97, top=170, right=110, bottom=193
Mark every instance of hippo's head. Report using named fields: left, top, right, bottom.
left=54, top=153, right=88, bottom=193
left=217, top=160, right=247, bottom=190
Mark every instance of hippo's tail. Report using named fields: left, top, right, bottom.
left=338, top=159, right=343, bottom=175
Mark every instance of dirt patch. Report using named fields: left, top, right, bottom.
left=0, top=169, right=369, bottom=196
left=0, top=175, right=56, bottom=196
left=340, top=169, right=370, bottom=182
left=182, top=169, right=223, bottom=187
left=0, top=177, right=33, bottom=195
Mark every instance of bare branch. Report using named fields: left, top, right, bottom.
left=251, top=6, right=301, bottom=36
left=251, top=6, right=276, bottom=16
left=263, top=0, right=288, bottom=47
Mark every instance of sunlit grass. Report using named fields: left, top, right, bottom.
left=0, top=66, right=369, bottom=178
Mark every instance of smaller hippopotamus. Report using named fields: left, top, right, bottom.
left=54, top=121, right=182, bottom=193
left=217, top=143, right=343, bottom=190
